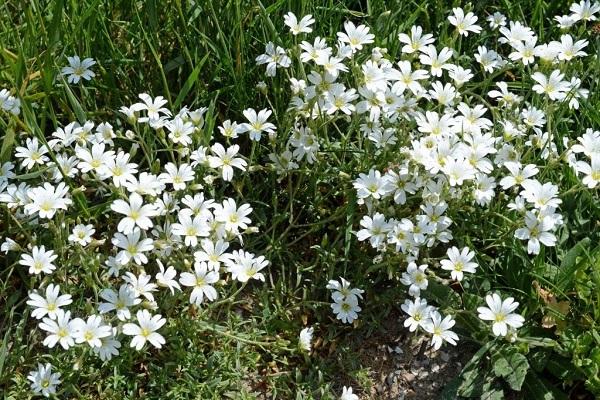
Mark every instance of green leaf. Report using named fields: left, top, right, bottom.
left=523, top=372, right=568, bottom=400
left=458, top=367, right=487, bottom=397
left=427, top=280, right=461, bottom=307
left=556, top=237, right=591, bottom=291
left=481, top=387, right=504, bottom=400
left=492, top=348, right=529, bottom=391
left=458, top=341, right=496, bottom=397
left=0, top=124, right=16, bottom=163
left=173, top=53, right=209, bottom=110
left=62, top=82, right=86, bottom=122
left=440, top=377, right=461, bottom=400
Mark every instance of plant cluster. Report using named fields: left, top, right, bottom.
left=1, top=0, right=600, bottom=398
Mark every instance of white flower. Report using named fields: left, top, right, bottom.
left=124, top=272, right=158, bottom=302
left=577, top=156, right=600, bottom=188
left=1, top=237, right=19, bottom=253
left=0, top=89, right=20, bottom=115
left=94, top=331, right=121, bottom=361
left=357, top=213, right=391, bottom=248
left=327, top=278, right=364, bottom=303
left=208, top=143, right=247, bottom=181
left=353, top=169, right=393, bottom=201
left=499, top=162, right=539, bottom=190
left=24, top=182, right=72, bottom=219
left=284, top=12, right=315, bottom=35
left=448, top=7, right=481, bottom=36
left=159, top=162, right=194, bottom=191
left=440, top=246, right=478, bottom=281
left=218, top=120, right=243, bottom=139
left=72, top=315, right=112, bottom=348
left=179, top=261, right=219, bottom=305
left=400, top=262, right=429, bottom=297
left=324, top=85, right=358, bottom=115
left=27, top=283, right=72, bottom=320
left=340, top=386, right=359, bottom=400
left=61, top=55, right=96, bottom=84
left=520, top=180, right=561, bottom=210
left=131, top=93, right=172, bottom=123
left=182, top=192, right=215, bottom=218
left=105, top=151, right=138, bottom=187
left=514, top=211, right=557, bottom=255
left=38, top=309, right=77, bottom=350
left=122, top=309, right=167, bottom=350
left=28, top=363, right=61, bottom=397
left=239, top=108, right=276, bottom=141
left=487, top=12, right=506, bottom=29
left=554, top=14, right=577, bottom=28
left=20, top=246, right=59, bottom=275
left=194, top=239, right=231, bottom=271
left=552, top=34, right=588, bottom=61
left=111, top=192, right=159, bottom=234
left=337, top=21, right=374, bottom=52
left=477, top=293, right=525, bottom=336
left=112, top=228, right=154, bottom=265
left=570, top=0, right=600, bottom=21
left=509, top=38, right=538, bottom=65
left=172, top=209, right=210, bottom=247
left=255, top=42, right=291, bottom=77
left=419, top=45, right=453, bottom=77
left=531, top=70, right=569, bottom=101
left=331, top=294, right=361, bottom=324
left=68, top=224, right=96, bottom=245
left=95, top=121, right=115, bottom=144
left=299, top=327, right=314, bottom=352
left=126, top=172, right=165, bottom=196
left=442, top=157, right=475, bottom=186
left=401, top=297, right=433, bottom=332
left=225, top=250, right=268, bottom=282
left=214, top=198, right=252, bottom=234
left=155, top=260, right=181, bottom=294
left=398, top=25, right=434, bottom=54
left=422, top=311, right=459, bottom=350
left=15, top=138, right=49, bottom=169
left=98, top=284, right=141, bottom=321
left=475, top=46, right=504, bottom=73
left=167, top=116, right=194, bottom=146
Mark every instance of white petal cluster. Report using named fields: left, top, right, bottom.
left=3, top=90, right=269, bottom=389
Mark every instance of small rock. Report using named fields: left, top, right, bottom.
left=431, top=364, right=440, bottom=373
left=440, top=352, right=450, bottom=362
left=386, top=372, right=397, bottom=386
left=404, top=373, right=416, bottom=382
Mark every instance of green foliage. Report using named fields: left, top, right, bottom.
left=1, top=0, right=600, bottom=399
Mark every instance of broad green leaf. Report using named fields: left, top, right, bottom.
left=492, top=348, right=529, bottom=391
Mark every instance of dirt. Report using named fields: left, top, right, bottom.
left=350, top=311, right=475, bottom=400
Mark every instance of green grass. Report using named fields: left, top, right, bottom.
left=2, top=0, right=600, bottom=399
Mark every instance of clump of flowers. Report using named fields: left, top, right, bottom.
left=252, top=2, right=597, bottom=354
left=1, top=86, right=272, bottom=395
